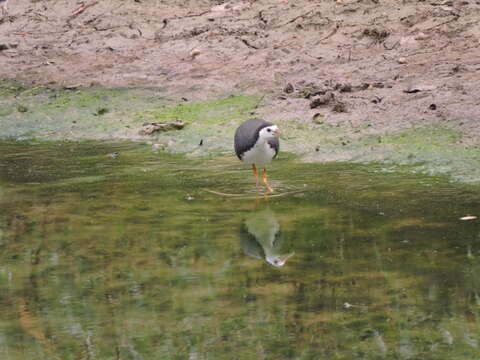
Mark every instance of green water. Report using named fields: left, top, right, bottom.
left=1, top=141, right=480, bottom=360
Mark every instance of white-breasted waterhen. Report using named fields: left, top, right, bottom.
left=234, top=119, right=280, bottom=193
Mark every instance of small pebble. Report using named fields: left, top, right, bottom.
left=332, top=102, right=347, bottom=113
left=309, top=93, right=332, bottom=109
left=17, top=105, right=28, bottom=113
left=190, top=49, right=201, bottom=58
left=415, top=32, right=429, bottom=40
left=312, top=113, right=324, bottom=124
left=283, top=83, right=294, bottom=94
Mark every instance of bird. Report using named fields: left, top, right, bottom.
left=240, top=208, right=294, bottom=267
left=234, top=119, right=280, bottom=193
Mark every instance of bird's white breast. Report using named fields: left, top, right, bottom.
left=241, top=141, right=276, bottom=166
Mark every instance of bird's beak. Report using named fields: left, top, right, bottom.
left=274, top=128, right=281, bottom=137
left=268, top=252, right=295, bottom=267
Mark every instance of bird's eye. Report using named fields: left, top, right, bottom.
left=267, top=129, right=271, bottom=132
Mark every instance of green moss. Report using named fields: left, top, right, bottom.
left=381, top=126, right=461, bottom=146
left=0, top=106, right=15, bottom=117
left=0, top=82, right=257, bottom=155
left=0, top=79, right=26, bottom=96
left=94, top=107, right=109, bottom=116
left=16, top=104, right=28, bottom=113
left=135, top=95, right=258, bottom=125
left=358, top=126, right=480, bottom=181
left=43, top=88, right=122, bottom=110
left=19, top=86, right=48, bottom=96
left=300, top=124, right=480, bottom=182
left=130, top=95, right=259, bottom=154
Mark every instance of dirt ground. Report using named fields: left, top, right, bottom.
left=1, top=0, right=480, bottom=145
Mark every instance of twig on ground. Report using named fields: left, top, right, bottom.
left=69, top=1, right=98, bottom=21
left=183, top=10, right=210, bottom=18
left=253, top=95, right=266, bottom=110
left=239, top=38, right=259, bottom=49
left=383, top=40, right=399, bottom=50
left=317, top=23, right=340, bottom=43
left=84, top=2, right=124, bottom=26
left=304, top=51, right=323, bottom=60
left=425, top=14, right=460, bottom=30
left=162, top=10, right=210, bottom=26
left=93, top=25, right=122, bottom=32
left=283, top=10, right=314, bottom=25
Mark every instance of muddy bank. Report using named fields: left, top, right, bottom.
left=1, top=0, right=480, bottom=181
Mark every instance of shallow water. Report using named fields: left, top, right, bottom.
left=1, top=141, right=480, bottom=360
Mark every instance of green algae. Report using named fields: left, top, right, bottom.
left=365, top=126, right=480, bottom=181
left=136, top=95, right=257, bottom=125
left=0, top=85, right=257, bottom=153
left=0, top=79, right=26, bottom=96
left=135, top=95, right=259, bottom=153
left=301, top=124, right=480, bottom=182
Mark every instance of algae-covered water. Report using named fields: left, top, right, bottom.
left=1, top=141, right=480, bottom=360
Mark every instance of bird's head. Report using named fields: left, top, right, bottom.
left=259, top=125, right=281, bottom=140
left=266, top=252, right=295, bottom=267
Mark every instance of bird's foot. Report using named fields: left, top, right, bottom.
left=261, top=168, right=273, bottom=193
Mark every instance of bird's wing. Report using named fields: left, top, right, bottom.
left=239, top=223, right=265, bottom=260
left=267, top=137, right=279, bottom=159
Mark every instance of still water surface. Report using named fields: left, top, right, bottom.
left=1, top=141, right=480, bottom=359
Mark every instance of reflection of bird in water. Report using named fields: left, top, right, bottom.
left=240, top=208, right=294, bottom=267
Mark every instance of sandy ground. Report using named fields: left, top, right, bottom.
left=1, top=0, right=480, bottom=145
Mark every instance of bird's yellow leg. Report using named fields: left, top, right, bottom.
left=262, top=168, right=273, bottom=193
left=252, top=164, right=259, bottom=187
